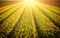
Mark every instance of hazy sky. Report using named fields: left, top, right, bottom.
left=0, top=0, right=20, bottom=1
left=0, top=0, right=59, bottom=2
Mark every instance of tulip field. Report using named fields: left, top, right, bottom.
left=0, top=0, right=60, bottom=38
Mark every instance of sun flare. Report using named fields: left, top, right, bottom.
left=23, top=0, right=36, bottom=4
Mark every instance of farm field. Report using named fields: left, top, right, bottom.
left=0, top=0, right=60, bottom=38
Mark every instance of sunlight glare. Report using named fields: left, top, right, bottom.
left=23, top=0, right=36, bottom=4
